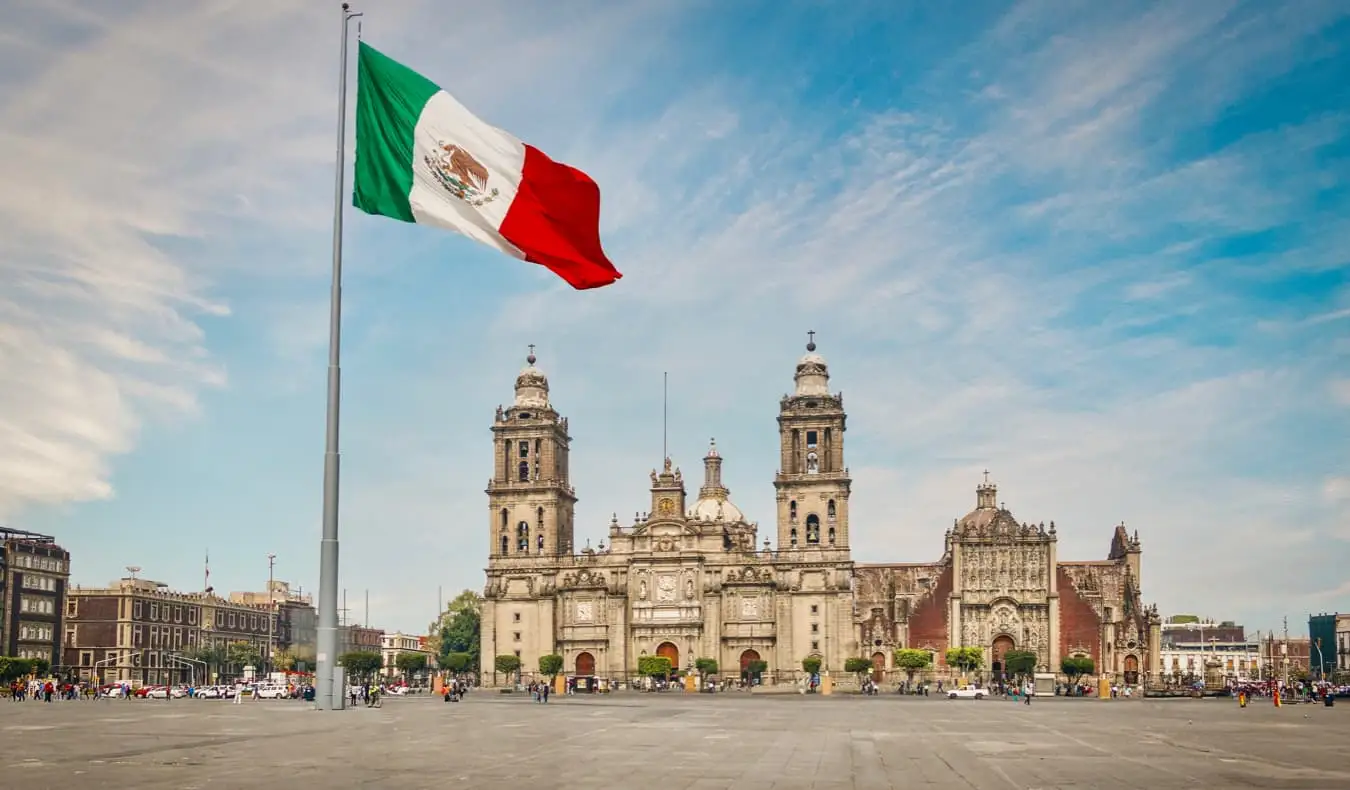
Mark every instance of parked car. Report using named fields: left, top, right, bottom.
left=947, top=686, right=986, bottom=700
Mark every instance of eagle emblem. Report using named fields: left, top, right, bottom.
left=424, top=142, right=500, bottom=206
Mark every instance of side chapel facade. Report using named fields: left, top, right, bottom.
left=479, top=341, right=1161, bottom=685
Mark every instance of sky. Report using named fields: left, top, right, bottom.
left=1, top=0, right=1347, bottom=638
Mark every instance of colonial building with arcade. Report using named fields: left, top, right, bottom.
left=478, top=339, right=1160, bottom=686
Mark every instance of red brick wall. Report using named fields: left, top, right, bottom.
left=1057, top=567, right=1101, bottom=667
left=907, top=565, right=952, bottom=662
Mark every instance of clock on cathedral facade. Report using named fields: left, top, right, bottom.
left=479, top=339, right=1160, bottom=687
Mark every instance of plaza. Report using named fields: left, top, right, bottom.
left=1, top=693, right=1347, bottom=789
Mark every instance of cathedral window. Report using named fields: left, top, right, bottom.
left=790, top=528, right=798, bottom=547
left=806, top=452, right=819, bottom=474
left=806, top=430, right=817, bottom=448
left=806, top=514, right=821, bottom=544
left=517, top=521, right=529, bottom=552
left=537, top=534, right=544, bottom=551
left=518, top=461, right=529, bottom=482
left=518, top=440, right=529, bottom=458
left=827, top=499, right=836, bottom=519
left=828, top=526, right=836, bottom=545
left=534, top=439, right=541, bottom=457
left=500, top=535, right=508, bottom=555
left=789, top=501, right=797, bottom=522
left=500, top=508, right=508, bottom=530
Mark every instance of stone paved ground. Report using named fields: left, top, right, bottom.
left=1, top=692, right=1347, bottom=789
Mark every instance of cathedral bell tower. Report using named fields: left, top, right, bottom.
left=486, top=347, right=577, bottom=559
left=774, top=332, right=851, bottom=550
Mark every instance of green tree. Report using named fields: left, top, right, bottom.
left=339, top=650, right=383, bottom=682
left=538, top=654, right=564, bottom=679
left=0, top=657, right=34, bottom=682
left=802, top=656, right=823, bottom=676
left=894, top=648, right=933, bottom=683
left=494, top=654, right=523, bottom=680
left=271, top=649, right=297, bottom=673
left=637, top=655, right=672, bottom=678
left=744, top=660, right=768, bottom=683
left=443, top=652, right=472, bottom=674
left=694, top=657, right=719, bottom=675
left=844, top=657, right=873, bottom=686
left=1003, top=650, right=1038, bottom=679
left=395, top=652, right=429, bottom=678
left=30, top=657, right=51, bottom=677
left=1061, top=655, right=1095, bottom=686
left=428, top=590, right=482, bottom=671
left=225, top=641, right=262, bottom=673
left=945, top=646, right=983, bottom=673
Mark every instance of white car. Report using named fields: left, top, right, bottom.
left=255, top=684, right=290, bottom=699
left=947, top=686, right=986, bottom=700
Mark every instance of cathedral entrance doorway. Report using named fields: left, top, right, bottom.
left=991, top=635, right=1015, bottom=674
left=657, top=642, right=680, bottom=673
left=575, top=651, right=595, bottom=677
left=870, top=652, right=886, bottom=683
left=739, top=649, right=761, bottom=673
left=1123, top=654, right=1139, bottom=685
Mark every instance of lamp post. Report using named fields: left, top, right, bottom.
left=266, top=554, right=276, bottom=680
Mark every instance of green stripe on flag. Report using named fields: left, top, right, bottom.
left=353, top=42, right=441, bottom=223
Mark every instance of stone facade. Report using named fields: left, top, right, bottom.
left=481, top=339, right=1159, bottom=686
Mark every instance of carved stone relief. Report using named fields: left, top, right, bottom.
left=656, top=575, right=677, bottom=603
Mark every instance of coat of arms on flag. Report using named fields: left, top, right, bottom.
left=424, top=142, right=500, bottom=206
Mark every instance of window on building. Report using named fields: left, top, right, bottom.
left=513, top=649, right=521, bottom=658
left=811, top=623, right=819, bottom=633
left=133, top=625, right=143, bottom=646
left=518, top=461, right=529, bottom=482
left=805, top=514, right=821, bottom=544
left=811, top=641, right=819, bottom=652
left=500, top=508, right=509, bottom=530
left=810, top=605, right=819, bottom=615
left=134, top=600, right=143, bottom=619
left=537, top=534, right=544, bottom=551
left=806, top=430, right=817, bottom=448
left=228, top=613, right=236, bottom=628
left=828, top=527, right=836, bottom=545
left=518, top=440, right=529, bottom=458
left=513, top=632, right=521, bottom=642
left=188, top=608, right=197, bottom=625
left=790, top=528, right=798, bottom=546
left=827, top=500, right=836, bottom=519
left=517, top=521, right=529, bottom=552
left=500, top=535, right=508, bottom=555
left=789, top=501, right=797, bottom=522
left=67, top=600, right=78, bottom=618
left=174, top=606, right=182, bottom=623
left=150, top=603, right=159, bottom=621
left=513, top=612, right=521, bottom=623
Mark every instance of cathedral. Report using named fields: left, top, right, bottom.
left=480, top=339, right=1161, bottom=686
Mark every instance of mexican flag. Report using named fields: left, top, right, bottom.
left=352, top=43, right=622, bottom=290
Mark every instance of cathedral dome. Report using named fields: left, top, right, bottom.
left=514, top=346, right=550, bottom=409
left=689, top=494, right=746, bottom=524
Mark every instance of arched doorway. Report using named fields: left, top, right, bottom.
left=656, top=642, right=680, bottom=673
left=739, top=649, right=761, bottom=673
left=1123, top=654, right=1139, bottom=685
left=870, top=652, right=886, bottom=683
left=575, top=651, right=595, bottom=677
left=991, top=635, right=1015, bottom=673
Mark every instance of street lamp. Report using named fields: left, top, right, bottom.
left=266, top=554, right=276, bottom=680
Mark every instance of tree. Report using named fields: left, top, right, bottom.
left=744, top=660, right=768, bottom=683
left=694, top=658, right=719, bottom=676
left=894, top=648, right=933, bottom=683
left=30, top=658, right=51, bottom=677
left=538, top=654, right=564, bottom=679
left=395, top=652, right=429, bottom=678
left=945, top=646, right=983, bottom=673
left=226, top=642, right=262, bottom=672
left=844, top=657, right=873, bottom=686
left=1004, top=650, right=1038, bottom=679
left=272, top=650, right=297, bottom=673
left=443, top=652, right=472, bottom=674
left=0, top=657, right=33, bottom=682
left=802, top=656, right=822, bottom=676
left=637, top=655, right=672, bottom=678
left=428, top=590, right=482, bottom=671
left=339, top=650, right=383, bottom=682
left=1061, top=655, right=1095, bottom=686
left=494, top=654, right=523, bottom=681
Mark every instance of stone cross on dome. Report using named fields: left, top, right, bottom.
left=807, top=330, right=816, bottom=352
left=527, top=344, right=536, bottom=365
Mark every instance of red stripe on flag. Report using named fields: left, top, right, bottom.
left=498, top=145, right=622, bottom=290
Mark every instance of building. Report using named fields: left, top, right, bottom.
left=1336, top=614, right=1350, bottom=675
left=1258, top=633, right=1312, bottom=680
left=338, top=624, right=384, bottom=657
left=230, top=581, right=318, bottom=670
left=1308, top=613, right=1339, bottom=680
left=379, top=631, right=435, bottom=678
left=1157, top=619, right=1262, bottom=683
left=480, top=340, right=1159, bottom=686
left=64, top=576, right=276, bottom=686
left=0, top=528, right=71, bottom=669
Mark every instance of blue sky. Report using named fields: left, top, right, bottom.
left=1, top=0, right=1347, bottom=637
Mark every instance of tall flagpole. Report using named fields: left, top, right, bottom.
left=315, top=1, right=362, bottom=712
